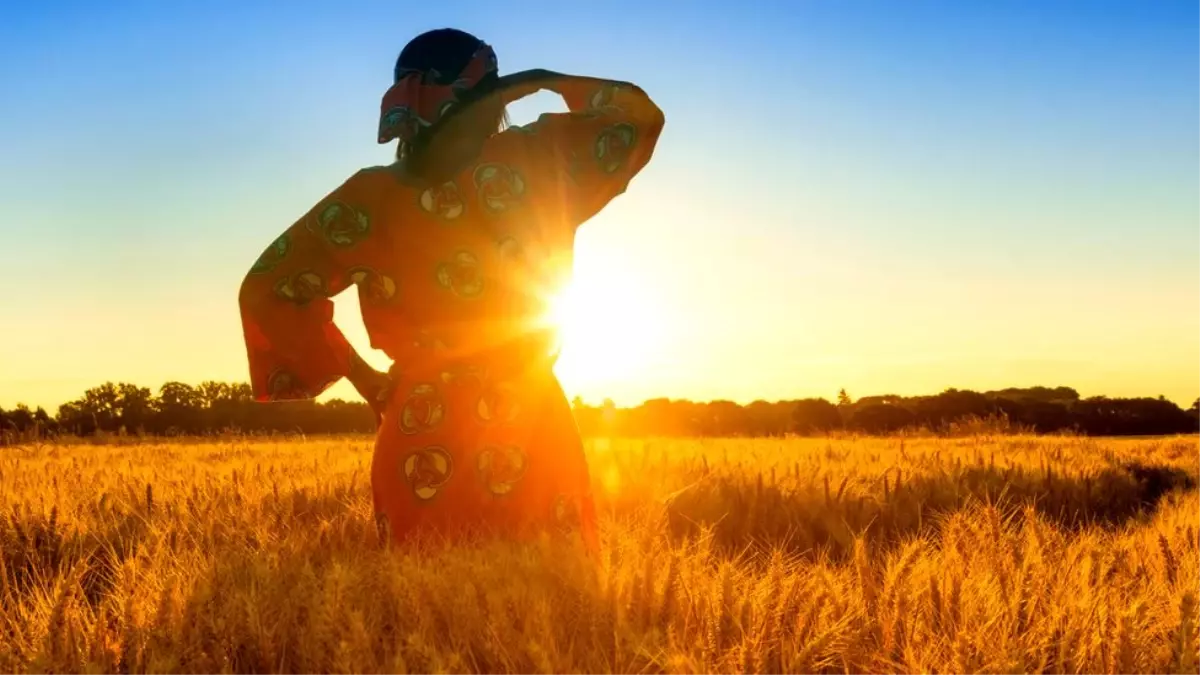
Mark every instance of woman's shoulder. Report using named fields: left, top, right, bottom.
left=351, top=161, right=478, bottom=224
left=333, top=163, right=432, bottom=208
left=476, top=119, right=564, bottom=177
left=354, top=162, right=420, bottom=189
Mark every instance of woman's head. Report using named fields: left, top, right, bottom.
left=394, top=28, right=489, bottom=85
left=379, top=28, right=508, bottom=172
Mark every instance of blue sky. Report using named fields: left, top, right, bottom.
left=1, top=0, right=1196, bottom=409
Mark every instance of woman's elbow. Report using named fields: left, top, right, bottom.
left=237, top=273, right=269, bottom=325
left=646, top=105, right=665, bottom=137
left=632, top=90, right=665, bottom=138
left=634, top=99, right=665, bottom=158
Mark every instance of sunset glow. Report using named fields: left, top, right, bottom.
left=0, top=2, right=1196, bottom=413
left=547, top=271, right=668, bottom=396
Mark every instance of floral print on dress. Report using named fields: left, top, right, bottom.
left=273, top=270, right=327, bottom=305
left=473, top=163, right=526, bottom=215
left=310, top=201, right=371, bottom=247
left=497, top=236, right=524, bottom=263
left=399, top=383, right=446, bottom=435
left=419, top=181, right=466, bottom=220
left=594, top=123, right=637, bottom=174
left=413, top=330, right=452, bottom=352
left=440, top=365, right=486, bottom=390
left=250, top=233, right=290, bottom=275
left=477, top=445, right=528, bottom=496
left=477, top=382, right=520, bottom=424
left=403, top=446, right=454, bottom=501
left=266, top=369, right=306, bottom=401
left=436, top=251, right=485, bottom=298
left=588, top=83, right=624, bottom=111
left=348, top=267, right=397, bottom=304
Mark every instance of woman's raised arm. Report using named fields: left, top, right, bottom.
left=506, top=71, right=665, bottom=224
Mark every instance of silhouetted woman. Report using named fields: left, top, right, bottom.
left=237, top=28, right=664, bottom=550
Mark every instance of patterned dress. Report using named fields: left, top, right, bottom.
left=238, top=73, right=664, bottom=549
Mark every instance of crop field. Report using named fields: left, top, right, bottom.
left=1, top=434, right=1197, bottom=673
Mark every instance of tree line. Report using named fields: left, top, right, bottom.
left=0, top=381, right=1196, bottom=440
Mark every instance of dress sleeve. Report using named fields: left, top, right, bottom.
left=237, top=171, right=377, bottom=402
left=518, top=74, right=665, bottom=225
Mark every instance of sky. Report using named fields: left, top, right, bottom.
left=0, top=0, right=1197, bottom=411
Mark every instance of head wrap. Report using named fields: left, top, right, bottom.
left=377, top=41, right=499, bottom=147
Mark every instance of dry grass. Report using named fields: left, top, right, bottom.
left=0, top=434, right=1197, bottom=673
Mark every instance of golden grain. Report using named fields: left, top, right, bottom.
left=0, top=434, right=1196, bottom=673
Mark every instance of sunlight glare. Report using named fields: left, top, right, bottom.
left=546, top=271, right=666, bottom=396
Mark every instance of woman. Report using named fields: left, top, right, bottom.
left=237, top=28, right=664, bottom=551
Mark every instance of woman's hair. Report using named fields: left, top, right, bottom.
left=395, top=28, right=509, bottom=163
left=395, top=28, right=485, bottom=84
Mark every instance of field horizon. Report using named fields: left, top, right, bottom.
left=4, top=380, right=1197, bottom=445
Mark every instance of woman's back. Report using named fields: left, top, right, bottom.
left=237, top=32, right=663, bottom=547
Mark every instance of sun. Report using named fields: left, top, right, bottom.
left=542, top=272, right=665, bottom=394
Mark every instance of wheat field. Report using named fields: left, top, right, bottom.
left=0, top=434, right=1197, bottom=674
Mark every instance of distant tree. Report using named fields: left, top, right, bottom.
left=56, top=401, right=92, bottom=434
left=987, top=386, right=1080, bottom=404
left=744, top=400, right=792, bottom=437
left=570, top=399, right=602, bottom=437
left=634, top=398, right=686, bottom=436
left=1011, top=400, right=1073, bottom=433
left=159, top=381, right=201, bottom=410
left=849, top=402, right=916, bottom=434
left=80, top=382, right=121, bottom=430
left=0, top=404, right=53, bottom=438
left=855, top=394, right=906, bottom=408
left=912, top=388, right=996, bottom=429
left=706, top=400, right=748, bottom=437
left=116, top=383, right=155, bottom=432
left=791, top=398, right=842, bottom=435
left=227, top=383, right=253, bottom=403
left=33, top=407, right=53, bottom=428
left=2, top=378, right=1195, bottom=440
left=157, top=381, right=202, bottom=433
left=5, top=404, right=34, bottom=431
left=601, top=398, right=617, bottom=433
left=1072, top=396, right=1194, bottom=436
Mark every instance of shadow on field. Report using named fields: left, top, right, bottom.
left=0, top=483, right=364, bottom=612
left=0, top=505, right=150, bottom=606
left=661, top=460, right=1196, bottom=561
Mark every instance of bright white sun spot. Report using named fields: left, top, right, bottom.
left=545, top=272, right=665, bottom=393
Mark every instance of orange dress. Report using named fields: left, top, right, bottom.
left=238, top=74, right=664, bottom=549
